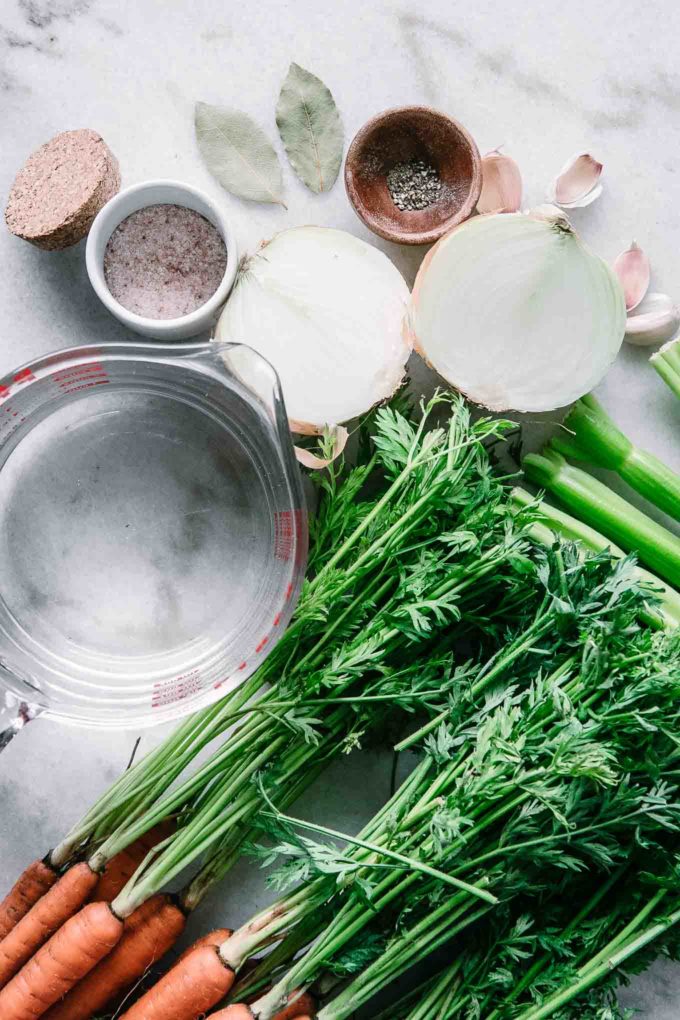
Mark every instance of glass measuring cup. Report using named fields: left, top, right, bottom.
left=0, top=342, right=307, bottom=751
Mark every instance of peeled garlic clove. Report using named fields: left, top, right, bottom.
left=614, top=242, right=650, bottom=311
left=295, top=426, right=349, bottom=470
left=549, top=153, right=603, bottom=208
left=477, top=151, right=522, bottom=214
left=624, top=292, right=680, bottom=347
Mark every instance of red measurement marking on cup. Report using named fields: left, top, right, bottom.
left=59, top=381, right=109, bottom=394
left=0, top=370, right=35, bottom=405
left=152, top=669, right=203, bottom=709
left=210, top=581, right=304, bottom=702
left=209, top=602, right=295, bottom=697
left=0, top=402, right=27, bottom=437
left=54, top=364, right=106, bottom=381
left=273, top=509, right=305, bottom=562
left=13, top=368, right=35, bottom=385
left=0, top=366, right=39, bottom=404
left=55, top=363, right=109, bottom=394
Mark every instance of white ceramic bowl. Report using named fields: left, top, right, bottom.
left=86, top=179, right=239, bottom=340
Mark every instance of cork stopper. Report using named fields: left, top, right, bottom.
left=5, top=128, right=120, bottom=251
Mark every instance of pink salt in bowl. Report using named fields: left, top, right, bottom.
left=86, top=179, right=239, bottom=340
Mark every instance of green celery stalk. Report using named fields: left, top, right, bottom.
left=552, top=394, right=680, bottom=521
left=651, top=337, right=680, bottom=401
left=522, top=449, right=680, bottom=589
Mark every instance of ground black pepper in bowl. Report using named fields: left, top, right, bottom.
left=103, top=203, right=228, bottom=320
left=386, top=159, right=442, bottom=211
left=345, top=106, right=481, bottom=245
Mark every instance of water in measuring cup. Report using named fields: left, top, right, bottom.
left=0, top=387, right=272, bottom=667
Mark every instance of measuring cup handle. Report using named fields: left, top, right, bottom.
left=0, top=693, right=40, bottom=753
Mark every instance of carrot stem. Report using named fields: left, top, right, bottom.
left=265, top=811, right=497, bottom=905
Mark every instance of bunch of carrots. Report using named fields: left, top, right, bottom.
left=0, top=396, right=541, bottom=1019
left=2, top=393, right=680, bottom=1019
left=132, top=403, right=680, bottom=1018
left=67, top=531, right=679, bottom=1020
left=227, top=400, right=680, bottom=1020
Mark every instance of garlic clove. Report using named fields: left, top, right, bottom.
left=624, top=292, right=680, bottom=347
left=294, top=426, right=349, bottom=470
left=549, top=153, right=603, bottom=208
left=614, top=241, right=650, bottom=311
left=477, top=151, right=522, bottom=214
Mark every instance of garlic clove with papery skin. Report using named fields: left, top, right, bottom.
left=477, top=151, right=522, bottom=214
left=614, top=242, right=650, bottom=311
left=549, top=153, right=603, bottom=209
left=295, top=426, right=349, bottom=470
left=624, top=292, right=680, bottom=347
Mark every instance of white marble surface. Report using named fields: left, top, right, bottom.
left=1, top=0, right=680, bottom=1014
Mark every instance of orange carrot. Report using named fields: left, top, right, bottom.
left=0, top=861, right=58, bottom=941
left=0, top=863, right=99, bottom=989
left=176, top=927, right=234, bottom=964
left=0, top=901, right=123, bottom=1019
left=272, top=990, right=317, bottom=1020
left=119, top=943, right=235, bottom=1020
left=91, top=820, right=175, bottom=903
left=42, top=893, right=186, bottom=1020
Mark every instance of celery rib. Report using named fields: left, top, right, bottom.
left=522, top=449, right=680, bottom=589
left=651, top=337, right=680, bottom=401
left=553, top=394, right=680, bottom=522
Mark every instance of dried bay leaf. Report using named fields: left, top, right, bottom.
left=276, top=63, right=344, bottom=194
left=195, top=101, right=285, bottom=206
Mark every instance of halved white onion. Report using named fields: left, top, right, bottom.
left=408, top=208, right=626, bottom=412
left=216, top=226, right=411, bottom=432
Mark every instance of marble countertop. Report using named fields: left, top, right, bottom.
left=1, top=0, right=680, bottom=1015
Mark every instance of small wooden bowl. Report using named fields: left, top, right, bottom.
left=345, top=106, right=482, bottom=246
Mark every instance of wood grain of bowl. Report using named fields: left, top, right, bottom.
left=345, top=106, right=482, bottom=246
